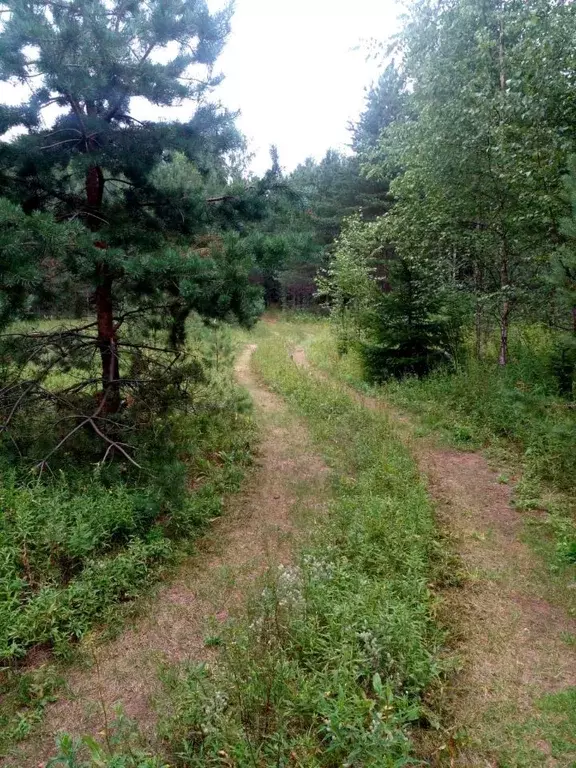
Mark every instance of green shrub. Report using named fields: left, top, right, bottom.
left=360, top=259, right=465, bottom=382
left=0, top=322, right=255, bottom=663
left=550, top=335, right=576, bottom=398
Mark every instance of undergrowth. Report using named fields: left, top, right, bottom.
left=44, top=320, right=575, bottom=768
left=307, top=323, right=576, bottom=582
left=47, top=708, right=170, bottom=767
left=0, top=318, right=255, bottom=756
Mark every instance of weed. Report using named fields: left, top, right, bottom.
left=153, top=330, right=446, bottom=766
left=0, top=319, right=255, bottom=755
left=46, top=708, right=169, bottom=767
left=0, top=665, right=64, bottom=752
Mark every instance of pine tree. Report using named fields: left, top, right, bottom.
left=320, top=215, right=462, bottom=381
left=362, top=255, right=463, bottom=381
left=0, top=0, right=264, bottom=419
left=351, top=61, right=406, bottom=153
left=290, top=150, right=390, bottom=247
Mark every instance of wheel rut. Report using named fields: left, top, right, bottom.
left=292, top=344, right=576, bottom=767
left=3, top=344, right=328, bottom=768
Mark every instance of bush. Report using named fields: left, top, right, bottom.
left=318, top=216, right=465, bottom=382
left=550, top=335, right=576, bottom=398
left=359, top=256, right=466, bottom=382
left=0, top=321, right=255, bottom=663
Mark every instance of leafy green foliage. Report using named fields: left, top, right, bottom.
left=0, top=198, right=95, bottom=329
left=239, top=148, right=326, bottom=309
left=319, top=215, right=464, bottom=379
left=548, top=156, right=576, bottom=395
left=372, top=0, right=576, bottom=366
left=290, top=151, right=390, bottom=247
left=352, top=61, right=407, bottom=154
left=361, top=254, right=464, bottom=381
left=0, top=322, right=254, bottom=665
left=316, top=215, right=381, bottom=352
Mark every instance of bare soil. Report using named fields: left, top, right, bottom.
left=2, top=344, right=328, bottom=768
left=292, top=345, right=576, bottom=767
left=422, top=447, right=576, bottom=766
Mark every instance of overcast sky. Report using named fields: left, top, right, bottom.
left=0, top=0, right=401, bottom=175
left=210, top=0, right=401, bottom=173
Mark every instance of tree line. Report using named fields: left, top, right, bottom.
left=1, top=0, right=576, bottom=472
left=312, top=0, right=576, bottom=394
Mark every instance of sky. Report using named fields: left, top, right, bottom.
left=0, top=0, right=402, bottom=175
left=208, top=0, right=402, bottom=173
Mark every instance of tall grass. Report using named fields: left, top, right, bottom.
left=0, top=319, right=255, bottom=755
left=0, top=321, right=255, bottom=663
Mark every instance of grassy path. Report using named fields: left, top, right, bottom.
left=291, top=326, right=576, bottom=767
left=3, top=321, right=575, bottom=767
left=1, top=343, right=328, bottom=767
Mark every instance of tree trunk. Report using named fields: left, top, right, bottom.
left=95, top=266, right=120, bottom=411
left=475, top=301, right=484, bottom=360
left=473, top=262, right=483, bottom=360
left=499, top=298, right=510, bottom=367
left=169, top=301, right=189, bottom=349
left=498, top=250, right=510, bottom=367
left=86, top=165, right=120, bottom=412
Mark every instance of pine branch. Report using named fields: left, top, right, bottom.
left=104, top=43, right=156, bottom=123
left=104, top=177, right=137, bottom=187
left=63, top=90, right=87, bottom=141
left=206, top=195, right=236, bottom=203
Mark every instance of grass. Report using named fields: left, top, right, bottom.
left=479, top=688, right=576, bottom=767
left=48, top=709, right=170, bottom=767
left=44, top=320, right=448, bottom=766
left=300, top=319, right=576, bottom=766
left=306, top=322, right=576, bottom=602
left=132, top=325, right=449, bottom=768
left=0, top=317, right=255, bottom=757
left=15, top=316, right=576, bottom=767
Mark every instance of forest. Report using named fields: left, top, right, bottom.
left=0, top=0, right=575, bottom=766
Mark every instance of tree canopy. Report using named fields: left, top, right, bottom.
left=321, top=0, right=576, bottom=386
left=0, top=0, right=270, bottom=464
